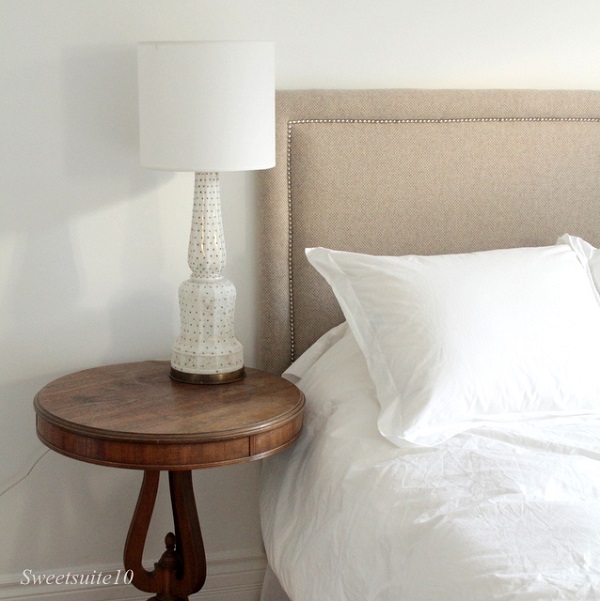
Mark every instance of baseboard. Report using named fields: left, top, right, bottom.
left=0, top=552, right=266, bottom=601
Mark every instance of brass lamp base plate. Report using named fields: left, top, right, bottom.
left=170, top=367, right=246, bottom=385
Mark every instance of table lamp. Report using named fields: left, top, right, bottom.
left=137, top=41, right=275, bottom=384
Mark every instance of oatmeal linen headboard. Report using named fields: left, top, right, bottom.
left=257, top=89, right=600, bottom=375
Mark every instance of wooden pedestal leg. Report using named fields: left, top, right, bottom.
left=168, top=471, right=207, bottom=598
left=124, top=470, right=207, bottom=601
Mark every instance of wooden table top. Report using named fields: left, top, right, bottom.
left=34, top=361, right=305, bottom=470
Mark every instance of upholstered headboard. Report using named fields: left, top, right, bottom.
left=257, top=89, right=600, bottom=375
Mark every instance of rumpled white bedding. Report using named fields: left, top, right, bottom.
left=260, top=325, right=600, bottom=601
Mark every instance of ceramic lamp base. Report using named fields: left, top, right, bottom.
left=170, top=171, right=244, bottom=385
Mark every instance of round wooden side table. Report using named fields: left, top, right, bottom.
left=34, top=361, right=304, bottom=601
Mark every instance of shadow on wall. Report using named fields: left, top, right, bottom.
left=0, top=44, right=181, bottom=569
left=2, top=44, right=160, bottom=234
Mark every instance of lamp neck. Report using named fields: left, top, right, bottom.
left=188, top=172, right=225, bottom=279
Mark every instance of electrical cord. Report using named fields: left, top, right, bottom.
left=0, top=449, right=50, bottom=499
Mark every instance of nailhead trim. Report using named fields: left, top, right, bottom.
left=285, top=116, right=600, bottom=362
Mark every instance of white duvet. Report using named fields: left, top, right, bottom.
left=260, top=324, right=600, bottom=601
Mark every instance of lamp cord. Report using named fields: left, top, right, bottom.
left=0, top=449, right=50, bottom=500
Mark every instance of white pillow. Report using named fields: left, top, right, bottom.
left=306, top=243, right=600, bottom=446
left=559, top=234, right=600, bottom=299
left=283, top=321, right=349, bottom=383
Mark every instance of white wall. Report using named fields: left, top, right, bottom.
left=2, top=0, right=600, bottom=597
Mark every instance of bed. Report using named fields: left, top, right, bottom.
left=255, top=89, right=600, bottom=601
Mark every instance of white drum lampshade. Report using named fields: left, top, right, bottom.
left=137, top=41, right=275, bottom=383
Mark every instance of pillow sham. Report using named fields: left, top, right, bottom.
left=306, top=242, right=600, bottom=446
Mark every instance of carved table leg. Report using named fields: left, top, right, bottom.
left=124, top=470, right=207, bottom=601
